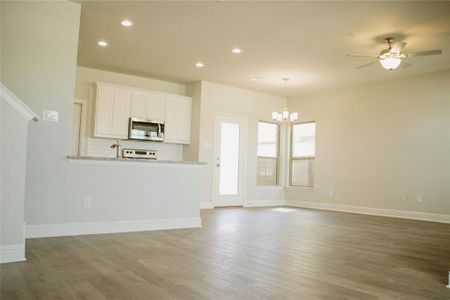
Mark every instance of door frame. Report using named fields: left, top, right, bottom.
left=74, top=99, right=88, bottom=156
left=212, top=112, right=248, bottom=207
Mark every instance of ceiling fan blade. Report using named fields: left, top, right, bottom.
left=391, top=42, right=407, bottom=54
left=401, top=61, right=412, bottom=68
left=407, top=49, right=442, bottom=57
left=356, top=61, right=377, bottom=69
left=348, top=54, right=379, bottom=58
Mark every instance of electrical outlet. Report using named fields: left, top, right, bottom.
left=416, top=195, right=423, bottom=203
left=328, top=190, right=334, bottom=197
left=83, top=197, right=92, bottom=208
left=43, top=110, right=59, bottom=122
left=400, top=194, right=407, bottom=202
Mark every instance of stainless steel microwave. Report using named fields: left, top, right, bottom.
left=128, top=117, right=165, bottom=142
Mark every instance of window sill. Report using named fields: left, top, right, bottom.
left=284, top=186, right=316, bottom=191
left=257, top=186, right=283, bottom=190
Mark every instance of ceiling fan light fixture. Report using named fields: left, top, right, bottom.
left=379, top=57, right=401, bottom=70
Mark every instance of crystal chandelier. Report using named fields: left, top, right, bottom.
left=272, top=78, right=298, bottom=123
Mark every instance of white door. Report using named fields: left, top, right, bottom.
left=72, top=103, right=82, bottom=155
left=213, top=114, right=248, bottom=207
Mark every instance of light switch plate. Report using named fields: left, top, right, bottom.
left=43, top=110, right=59, bottom=122
left=83, top=197, right=92, bottom=208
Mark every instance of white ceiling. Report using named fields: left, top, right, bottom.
left=77, top=1, right=450, bottom=97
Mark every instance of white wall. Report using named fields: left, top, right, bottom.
left=197, top=81, right=286, bottom=206
left=27, top=160, right=202, bottom=231
left=75, top=66, right=184, bottom=160
left=1, top=0, right=81, bottom=261
left=0, top=101, right=28, bottom=262
left=286, top=70, right=450, bottom=216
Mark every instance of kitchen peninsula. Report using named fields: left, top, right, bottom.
left=67, top=155, right=205, bottom=166
left=25, top=155, right=205, bottom=239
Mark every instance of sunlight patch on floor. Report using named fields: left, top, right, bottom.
left=271, top=207, right=297, bottom=213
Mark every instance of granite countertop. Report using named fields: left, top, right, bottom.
left=67, top=155, right=206, bottom=165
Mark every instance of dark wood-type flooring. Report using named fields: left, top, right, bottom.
left=1, top=207, right=450, bottom=299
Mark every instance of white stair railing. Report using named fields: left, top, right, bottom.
left=0, top=82, right=39, bottom=122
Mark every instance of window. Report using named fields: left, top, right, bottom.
left=290, top=122, right=316, bottom=187
left=257, top=122, right=279, bottom=186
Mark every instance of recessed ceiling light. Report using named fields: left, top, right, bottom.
left=251, top=76, right=263, bottom=81
left=97, top=40, right=108, bottom=47
left=121, top=19, right=133, bottom=27
left=232, top=48, right=241, bottom=54
left=195, top=62, right=205, bottom=68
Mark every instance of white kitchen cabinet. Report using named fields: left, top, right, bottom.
left=94, top=84, right=131, bottom=139
left=147, top=93, right=165, bottom=120
left=94, top=82, right=191, bottom=144
left=164, top=96, right=192, bottom=144
left=112, top=89, right=132, bottom=138
left=130, top=91, right=148, bottom=119
left=130, top=91, right=165, bottom=121
left=95, top=85, right=114, bottom=137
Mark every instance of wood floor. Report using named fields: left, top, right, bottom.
left=1, top=207, right=450, bottom=300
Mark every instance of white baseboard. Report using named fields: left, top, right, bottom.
left=0, top=244, right=26, bottom=264
left=447, top=271, right=450, bottom=288
left=26, top=217, right=202, bottom=239
left=244, top=200, right=285, bottom=207
left=200, top=201, right=214, bottom=209
left=286, top=200, right=450, bottom=224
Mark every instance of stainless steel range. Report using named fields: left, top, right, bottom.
left=122, top=149, right=157, bottom=159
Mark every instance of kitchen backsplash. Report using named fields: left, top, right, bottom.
left=86, top=138, right=183, bottom=161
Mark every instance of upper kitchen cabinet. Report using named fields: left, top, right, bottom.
left=164, top=96, right=192, bottom=144
left=94, top=83, right=131, bottom=139
left=93, top=82, right=192, bottom=144
left=131, top=91, right=165, bottom=121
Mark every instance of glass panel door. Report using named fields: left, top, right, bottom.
left=214, top=114, right=248, bottom=207
left=219, top=122, right=240, bottom=195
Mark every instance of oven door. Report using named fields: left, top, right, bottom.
left=128, top=118, right=163, bottom=141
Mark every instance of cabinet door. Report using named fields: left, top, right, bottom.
left=178, top=98, right=192, bottom=143
left=95, top=85, right=114, bottom=137
left=164, top=96, right=192, bottom=144
left=147, top=93, right=165, bottom=121
left=112, top=89, right=132, bottom=139
left=164, top=97, right=179, bottom=142
left=131, top=91, right=148, bottom=119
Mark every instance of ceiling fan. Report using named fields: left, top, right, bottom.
left=348, top=37, right=442, bottom=70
